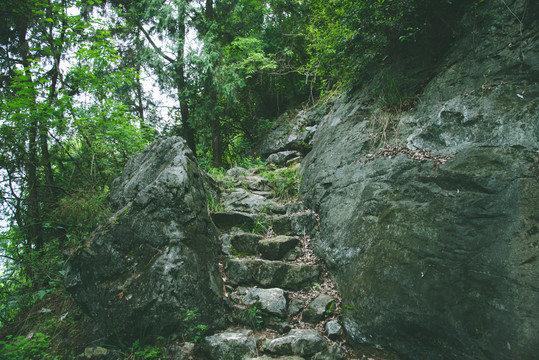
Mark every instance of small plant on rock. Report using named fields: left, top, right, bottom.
left=181, top=308, right=207, bottom=343
left=126, top=339, right=166, bottom=360
left=252, top=215, right=271, bottom=235
left=239, top=306, right=263, bottom=330
left=206, top=190, right=223, bottom=212
left=260, top=164, right=302, bottom=202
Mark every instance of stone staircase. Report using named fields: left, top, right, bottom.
left=200, top=166, right=346, bottom=360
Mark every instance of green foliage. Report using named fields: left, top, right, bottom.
left=326, top=301, right=335, bottom=316
left=0, top=0, right=152, bottom=331
left=252, top=215, right=271, bottom=235
left=0, top=296, right=85, bottom=359
left=0, top=332, right=55, bottom=360
left=343, top=304, right=359, bottom=312
left=260, top=164, right=302, bottom=201
left=54, top=189, right=111, bottom=242
left=186, top=0, right=310, bottom=167
left=304, top=0, right=472, bottom=89
left=239, top=306, right=263, bottom=330
left=118, top=308, right=206, bottom=358
left=206, top=190, right=224, bottom=212
left=0, top=185, right=112, bottom=326
left=376, top=70, right=415, bottom=107
left=227, top=36, right=278, bottom=80
left=180, top=308, right=207, bottom=343
left=126, top=339, right=166, bottom=360
left=1, top=238, right=63, bottom=325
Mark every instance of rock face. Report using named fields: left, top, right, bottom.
left=300, top=1, right=539, bottom=359
left=64, top=137, right=225, bottom=343
left=260, top=106, right=327, bottom=159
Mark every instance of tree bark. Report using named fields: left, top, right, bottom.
left=177, top=0, right=196, bottom=154
left=205, top=0, right=222, bottom=167
left=18, top=24, right=43, bottom=250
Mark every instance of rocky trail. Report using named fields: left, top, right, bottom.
left=200, top=163, right=348, bottom=360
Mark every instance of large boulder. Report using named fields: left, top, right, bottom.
left=64, top=137, right=225, bottom=343
left=301, top=1, right=538, bottom=359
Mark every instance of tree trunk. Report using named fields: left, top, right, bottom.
left=205, top=0, right=222, bottom=167
left=18, top=25, right=43, bottom=250
left=135, top=32, right=146, bottom=125
left=177, top=0, right=196, bottom=154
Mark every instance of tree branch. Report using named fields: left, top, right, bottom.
left=137, top=23, right=176, bottom=64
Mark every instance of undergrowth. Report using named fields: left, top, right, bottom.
left=0, top=289, right=95, bottom=359
left=260, top=164, right=302, bottom=202
left=239, top=306, right=263, bottom=330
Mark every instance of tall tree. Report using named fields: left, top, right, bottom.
left=113, top=0, right=197, bottom=152
left=0, top=0, right=149, bottom=275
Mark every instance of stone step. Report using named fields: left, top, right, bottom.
left=221, top=188, right=286, bottom=214
left=251, top=190, right=274, bottom=198
left=224, top=257, right=320, bottom=291
left=258, top=235, right=302, bottom=261
left=212, top=211, right=259, bottom=231
left=272, top=212, right=319, bottom=237
left=221, top=229, right=263, bottom=256
left=212, top=207, right=318, bottom=236
left=284, top=201, right=308, bottom=214
left=241, top=287, right=288, bottom=317
left=201, top=328, right=256, bottom=360
left=201, top=327, right=344, bottom=360
left=266, top=151, right=302, bottom=166
left=263, top=329, right=327, bottom=358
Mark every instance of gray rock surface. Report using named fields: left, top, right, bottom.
left=263, top=329, right=327, bottom=357
left=222, top=188, right=283, bottom=214
left=243, top=287, right=288, bottom=317
left=241, top=175, right=275, bottom=192
left=300, top=1, right=539, bottom=358
left=75, top=347, right=110, bottom=360
left=287, top=298, right=305, bottom=317
left=212, top=211, right=258, bottom=231
left=267, top=151, right=301, bottom=166
left=202, top=328, right=256, bottom=360
left=312, top=344, right=344, bottom=360
left=303, top=294, right=334, bottom=324
left=325, top=320, right=342, bottom=340
left=272, top=212, right=319, bottom=237
left=227, top=167, right=247, bottom=177
left=260, top=108, right=325, bottom=158
left=258, top=236, right=301, bottom=260
left=64, top=137, right=224, bottom=343
left=224, top=257, right=320, bottom=290
left=222, top=229, right=262, bottom=256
